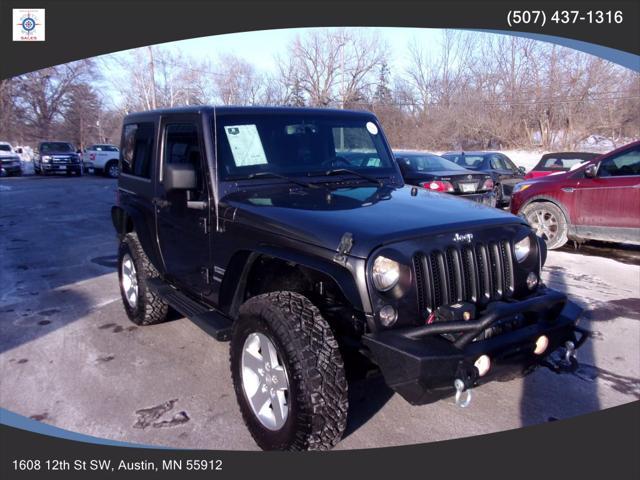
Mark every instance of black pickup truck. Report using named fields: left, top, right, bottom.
left=111, top=106, right=586, bottom=451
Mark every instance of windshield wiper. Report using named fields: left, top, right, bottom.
left=314, top=168, right=384, bottom=187
left=246, top=171, right=320, bottom=189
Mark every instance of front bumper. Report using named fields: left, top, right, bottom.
left=363, top=289, right=586, bottom=405
left=1, top=163, right=21, bottom=175
left=42, top=163, right=81, bottom=173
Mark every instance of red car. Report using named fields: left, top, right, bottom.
left=511, top=141, right=640, bottom=249
left=524, top=151, right=601, bottom=180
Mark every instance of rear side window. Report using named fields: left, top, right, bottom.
left=489, top=155, right=506, bottom=170
left=500, top=155, right=517, bottom=171
left=121, top=123, right=154, bottom=178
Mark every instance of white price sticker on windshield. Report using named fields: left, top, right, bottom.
left=224, top=125, right=268, bottom=166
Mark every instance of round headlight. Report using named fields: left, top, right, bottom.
left=514, top=237, right=531, bottom=262
left=372, top=256, right=400, bottom=292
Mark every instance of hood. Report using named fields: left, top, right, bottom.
left=0, top=151, right=17, bottom=159
left=41, top=151, right=78, bottom=156
left=222, top=184, right=524, bottom=258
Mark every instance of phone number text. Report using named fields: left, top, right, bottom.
left=507, top=10, right=623, bottom=28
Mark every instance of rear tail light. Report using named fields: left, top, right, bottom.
left=481, top=178, right=494, bottom=191
left=421, top=180, right=454, bottom=192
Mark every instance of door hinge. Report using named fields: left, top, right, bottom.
left=201, top=267, right=212, bottom=284
left=199, top=216, right=209, bottom=234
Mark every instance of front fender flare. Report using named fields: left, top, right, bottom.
left=220, top=245, right=368, bottom=319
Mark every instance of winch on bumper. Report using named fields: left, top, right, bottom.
left=363, top=288, right=587, bottom=406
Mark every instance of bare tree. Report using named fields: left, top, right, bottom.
left=13, top=60, right=94, bottom=141
left=280, top=28, right=387, bottom=107
left=213, top=54, right=264, bottom=105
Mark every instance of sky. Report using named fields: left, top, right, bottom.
left=97, top=27, right=447, bottom=105
left=155, top=27, right=444, bottom=71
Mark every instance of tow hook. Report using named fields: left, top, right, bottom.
left=454, top=379, right=472, bottom=408
left=564, top=341, right=577, bottom=364
left=542, top=340, right=579, bottom=374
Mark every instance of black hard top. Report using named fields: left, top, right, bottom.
left=539, top=151, right=600, bottom=159
left=123, top=105, right=377, bottom=123
left=394, top=150, right=444, bottom=156
left=442, top=151, right=501, bottom=156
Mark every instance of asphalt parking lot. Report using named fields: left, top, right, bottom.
left=1, top=174, right=639, bottom=450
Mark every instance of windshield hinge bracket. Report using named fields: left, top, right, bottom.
left=333, top=232, right=354, bottom=265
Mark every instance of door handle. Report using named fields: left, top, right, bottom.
left=187, top=200, right=208, bottom=210
left=561, top=187, right=575, bottom=193
left=152, top=197, right=171, bottom=208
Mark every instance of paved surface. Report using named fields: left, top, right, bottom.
left=1, top=174, right=639, bottom=450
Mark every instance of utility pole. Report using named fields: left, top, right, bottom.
left=341, top=31, right=346, bottom=110
left=148, top=46, right=157, bottom=109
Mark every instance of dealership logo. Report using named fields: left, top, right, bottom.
left=13, top=9, right=45, bottom=41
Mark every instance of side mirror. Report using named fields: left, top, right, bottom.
left=518, top=166, right=526, bottom=175
left=164, top=163, right=197, bottom=191
left=584, top=164, right=597, bottom=178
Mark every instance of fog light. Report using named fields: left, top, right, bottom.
left=534, top=335, right=549, bottom=355
left=379, top=305, right=397, bottom=327
left=526, top=272, right=538, bottom=290
left=474, top=355, right=491, bottom=377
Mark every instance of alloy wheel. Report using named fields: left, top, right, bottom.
left=241, top=332, right=290, bottom=431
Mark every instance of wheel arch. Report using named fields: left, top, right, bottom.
left=519, top=195, right=572, bottom=225
left=111, top=204, right=164, bottom=273
left=219, top=247, right=365, bottom=320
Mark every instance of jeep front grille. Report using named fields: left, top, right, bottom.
left=413, top=240, right=514, bottom=316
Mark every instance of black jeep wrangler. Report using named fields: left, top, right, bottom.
left=111, top=106, right=586, bottom=451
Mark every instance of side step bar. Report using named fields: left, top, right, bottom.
left=147, top=278, right=233, bottom=341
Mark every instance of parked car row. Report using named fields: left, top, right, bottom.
left=391, top=145, right=639, bottom=250
left=3, top=124, right=638, bottom=252
left=20, top=140, right=120, bottom=177
left=394, top=151, right=496, bottom=206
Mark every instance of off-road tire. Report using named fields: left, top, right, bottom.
left=230, top=291, right=348, bottom=451
left=522, top=201, right=569, bottom=250
left=117, top=232, right=169, bottom=325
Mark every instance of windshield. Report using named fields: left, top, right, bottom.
left=40, top=142, right=74, bottom=153
left=215, top=114, right=395, bottom=181
left=442, top=154, right=485, bottom=169
left=539, top=157, right=590, bottom=170
left=90, top=145, right=118, bottom=151
left=397, top=153, right=467, bottom=172
left=0, top=145, right=11, bottom=152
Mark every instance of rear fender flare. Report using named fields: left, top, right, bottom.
left=111, top=205, right=164, bottom=273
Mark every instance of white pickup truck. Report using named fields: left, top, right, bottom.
left=84, top=144, right=120, bottom=178
left=0, top=141, right=22, bottom=176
